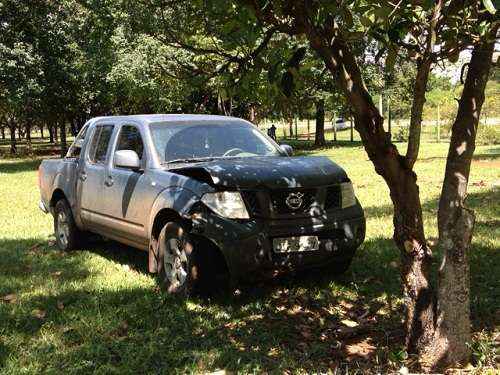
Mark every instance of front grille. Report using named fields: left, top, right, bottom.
left=270, top=189, right=317, bottom=215
left=242, top=184, right=343, bottom=218
left=325, top=185, right=341, bottom=209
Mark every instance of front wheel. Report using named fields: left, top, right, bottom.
left=157, top=222, right=198, bottom=296
left=330, top=256, right=354, bottom=275
left=54, top=199, right=82, bottom=251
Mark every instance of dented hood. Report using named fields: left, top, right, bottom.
left=168, top=156, right=348, bottom=189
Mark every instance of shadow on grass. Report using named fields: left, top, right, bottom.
left=0, top=234, right=403, bottom=372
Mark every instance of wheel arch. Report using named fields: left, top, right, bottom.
left=50, top=188, right=67, bottom=209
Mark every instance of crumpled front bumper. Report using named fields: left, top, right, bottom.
left=191, top=203, right=366, bottom=282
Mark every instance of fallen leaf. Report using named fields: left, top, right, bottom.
left=32, top=309, right=47, bottom=319
left=339, top=300, right=354, bottom=310
left=28, top=243, right=41, bottom=252
left=344, top=338, right=376, bottom=360
left=56, top=301, right=65, bottom=310
left=1, top=294, right=17, bottom=304
left=341, top=319, right=359, bottom=328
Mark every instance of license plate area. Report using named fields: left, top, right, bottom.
left=273, top=236, right=320, bottom=253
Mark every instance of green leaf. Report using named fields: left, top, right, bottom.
left=482, top=0, right=497, bottom=14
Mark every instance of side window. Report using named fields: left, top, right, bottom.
left=66, top=124, right=88, bottom=158
left=88, top=125, right=114, bottom=164
left=116, top=125, right=144, bottom=161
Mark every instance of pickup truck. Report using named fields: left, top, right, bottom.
left=38, top=114, right=365, bottom=295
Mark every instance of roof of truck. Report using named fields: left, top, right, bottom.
left=88, top=114, right=248, bottom=125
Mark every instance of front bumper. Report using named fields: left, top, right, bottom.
left=192, top=203, right=365, bottom=282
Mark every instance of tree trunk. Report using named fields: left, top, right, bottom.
left=70, top=118, right=78, bottom=136
left=54, top=124, right=58, bottom=142
left=9, top=123, right=17, bottom=155
left=1, top=126, right=5, bottom=140
left=40, top=124, right=44, bottom=139
left=26, top=123, right=31, bottom=142
left=48, top=125, right=54, bottom=143
left=406, top=59, right=431, bottom=167
left=60, top=120, right=67, bottom=157
left=406, top=0, right=442, bottom=168
left=429, top=37, right=496, bottom=370
left=305, top=26, right=436, bottom=360
left=314, top=99, right=326, bottom=147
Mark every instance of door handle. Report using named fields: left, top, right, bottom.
left=79, top=172, right=87, bottom=181
left=104, top=177, right=114, bottom=187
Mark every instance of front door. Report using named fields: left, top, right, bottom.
left=99, top=124, right=151, bottom=247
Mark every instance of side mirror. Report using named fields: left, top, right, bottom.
left=280, top=144, right=293, bottom=156
left=115, top=150, right=141, bottom=170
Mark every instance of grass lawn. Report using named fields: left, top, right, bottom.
left=0, top=141, right=498, bottom=373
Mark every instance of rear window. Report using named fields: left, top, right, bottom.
left=88, top=125, right=114, bottom=164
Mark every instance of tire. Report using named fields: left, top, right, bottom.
left=157, top=222, right=199, bottom=297
left=54, top=199, right=82, bottom=251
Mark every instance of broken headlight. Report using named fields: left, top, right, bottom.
left=201, top=191, right=250, bottom=219
left=340, top=182, right=356, bottom=208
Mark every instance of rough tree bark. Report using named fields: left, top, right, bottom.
left=420, top=37, right=496, bottom=369
left=1, top=126, right=5, bottom=140
left=314, top=99, right=326, bottom=147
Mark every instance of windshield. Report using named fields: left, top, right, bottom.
left=150, top=122, right=282, bottom=163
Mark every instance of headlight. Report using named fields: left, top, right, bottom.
left=340, top=182, right=356, bottom=208
left=201, top=191, right=250, bottom=219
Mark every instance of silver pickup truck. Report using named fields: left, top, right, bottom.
left=38, top=114, right=365, bottom=295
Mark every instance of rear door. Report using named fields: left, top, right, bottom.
left=77, top=123, right=115, bottom=227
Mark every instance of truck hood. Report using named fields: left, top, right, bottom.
left=168, top=156, right=348, bottom=189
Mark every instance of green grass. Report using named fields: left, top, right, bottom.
left=0, top=142, right=499, bottom=373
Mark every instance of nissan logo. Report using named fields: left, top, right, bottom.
left=285, top=192, right=304, bottom=210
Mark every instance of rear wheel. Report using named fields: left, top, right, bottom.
left=157, top=222, right=198, bottom=296
left=54, top=199, right=82, bottom=251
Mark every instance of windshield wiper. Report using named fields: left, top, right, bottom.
left=165, top=157, right=220, bottom=164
